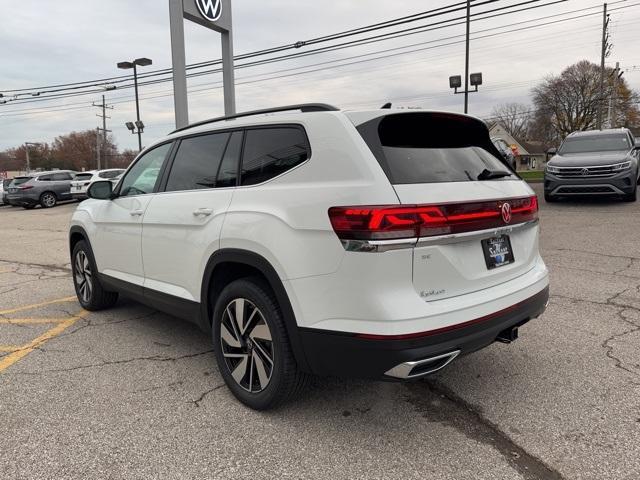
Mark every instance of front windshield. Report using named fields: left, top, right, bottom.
left=560, top=135, right=630, bottom=154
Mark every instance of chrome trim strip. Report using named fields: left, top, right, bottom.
left=549, top=161, right=631, bottom=170
left=415, top=220, right=538, bottom=247
left=340, top=220, right=538, bottom=252
left=551, top=185, right=623, bottom=195
left=385, top=350, right=461, bottom=379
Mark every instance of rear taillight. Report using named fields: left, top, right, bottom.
left=18, top=185, right=34, bottom=190
left=328, top=196, right=538, bottom=241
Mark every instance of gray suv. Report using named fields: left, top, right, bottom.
left=6, top=170, right=76, bottom=209
left=544, top=128, right=640, bottom=202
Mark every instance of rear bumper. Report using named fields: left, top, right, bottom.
left=298, top=286, right=549, bottom=379
left=544, top=170, right=636, bottom=196
left=7, top=193, right=38, bottom=206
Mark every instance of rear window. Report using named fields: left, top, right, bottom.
left=357, top=113, right=513, bottom=184
left=99, top=170, right=124, bottom=179
left=75, top=173, right=94, bottom=181
left=13, top=177, right=32, bottom=186
left=560, top=134, right=630, bottom=154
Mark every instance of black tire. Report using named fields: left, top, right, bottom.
left=623, top=185, right=637, bottom=202
left=40, top=192, right=57, bottom=208
left=212, top=277, right=308, bottom=410
left=544, top=193, right=558, bottom=203
left=71, top=240, right=118, bottom=311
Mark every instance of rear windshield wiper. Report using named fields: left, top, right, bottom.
left=477, top=169, right=512, bottom=181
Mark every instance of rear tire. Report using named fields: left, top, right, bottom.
left=212, top=277, right=308, bottom=410
left=40, top=192, right=57, bottom=208
left=544, top=193, right=558, bottom=203
left=72, top=240, right=118, bottom=311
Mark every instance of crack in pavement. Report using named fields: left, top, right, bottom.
left=5, top=350, right=215, bottom=375
left=0, top=258, right=71, bottom=274
left=405, top=380, right=565, bottom=480
left=188, top=382, right=227, bottom=407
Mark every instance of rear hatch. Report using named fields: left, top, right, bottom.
left=353, top=112, right=539, bottom=301
left=71, top=173, right=94, bottom=192
left=8, top=176, right=32, bottom=194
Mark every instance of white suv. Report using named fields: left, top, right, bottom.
left=70, top=169, right=126, bottom=200
left=69, top=104, right=549, bottom=409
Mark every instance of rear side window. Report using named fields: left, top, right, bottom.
left=165, top=132, right=231, bottom=192
left=38, top=175, right=54, bottom=182
left=75, top=173, right=94, bottom=181
left=357, top=113, right=513, bottom=184
left=240, top=127, right=309, bottom=186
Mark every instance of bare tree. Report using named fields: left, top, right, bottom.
left=532, top=60, right=640, bottom=139
left=489, top=103, right=531, bottom=140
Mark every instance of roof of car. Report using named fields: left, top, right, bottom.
left=568, top=128, right=630, bottom=138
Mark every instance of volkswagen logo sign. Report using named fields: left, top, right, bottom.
left=581, top=168, right=590, bottom=176
left=501, top=202, right=512, bottom=224
left=195, top=0, right=222, bottom=22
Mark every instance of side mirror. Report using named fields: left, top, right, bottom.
left=87, top=180, right=113, bottom=200
left=547, top=147, right=557, bottom=156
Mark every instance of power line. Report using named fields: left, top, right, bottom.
left=2, top=0, right=581, bottom=107
left=1, top=2, right=635, bottom=119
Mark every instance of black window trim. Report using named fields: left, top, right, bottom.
left=155, top=123, right=311, bottom=193
left=113, top=140, right=177, bottom=198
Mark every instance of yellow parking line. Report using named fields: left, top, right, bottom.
left=0, top=310, right=89, bottom=373
left=0, top=345, right=20, bottom=352
left=0, top=318, right=68, bottom=325
left=0, top=296, right=77, bottom=316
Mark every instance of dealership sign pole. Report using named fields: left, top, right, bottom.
left=169, top=0, right=236, bottom=129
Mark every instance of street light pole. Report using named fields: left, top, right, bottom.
left=464, top=0, right=471, bottom=114
left=118, top=58, right=152, bottom=152
left=24, top=142, right=41, bottom=173
left=132, top=63, right=142, bottom=151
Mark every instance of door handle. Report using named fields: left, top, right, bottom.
left=193, top=208, right=213, bottom=217
left=130, top=210, right=144, bottom=217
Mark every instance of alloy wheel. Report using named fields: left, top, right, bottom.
left=42, top=193, right=56, bottom=207
left=74, top=250, right=93, bottom=303
left=220, top=298, right=274, bottom=393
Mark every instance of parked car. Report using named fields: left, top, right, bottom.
left=70, top=169, right=125, bottom=200
left=491, top=137, right=517, bottom=171
left=0, top=178, right=11, bottom=205
left=69, top=104, right=549, bottom=410
left=7, top=170, right=76, bottom=209
left=545, top=128, right=640, bottom=202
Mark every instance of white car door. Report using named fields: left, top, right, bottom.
left=141, top=131, right=241, bottom=302
left=91, top=142, right=173, bottom=287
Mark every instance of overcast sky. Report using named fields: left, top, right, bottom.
left=1, top=0, right=640, bottom=152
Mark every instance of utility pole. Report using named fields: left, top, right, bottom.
left=597, top=3, right=610, bottom=130
left=610, top=62, right=620, bottom=128
left=464, top=0, right=471, bottom=114
left=24, top=142, right=41, bottom=173
left=93, top=95, right=113, bottom=168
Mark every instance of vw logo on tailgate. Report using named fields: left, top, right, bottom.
left=195, top=0, right=222, bottom=22
left=501, top=202, right=512, bottom=224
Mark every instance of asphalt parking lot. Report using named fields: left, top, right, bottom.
left=0, top=184, right=638, bottom=480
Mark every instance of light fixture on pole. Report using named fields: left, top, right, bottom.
left=117, top=57, right=152, bottom=151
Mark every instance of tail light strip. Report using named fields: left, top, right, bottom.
left=329, top=196, right=538, bottom=252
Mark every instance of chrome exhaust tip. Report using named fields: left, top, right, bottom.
left=384, top=350, right=461, bottom=379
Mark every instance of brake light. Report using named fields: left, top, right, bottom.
left=328, top=196, right=538, bottom=241
left=18, top=185, right=34, bottom=190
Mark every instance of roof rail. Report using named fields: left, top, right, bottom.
left=170, top=103, right=340, bottom=134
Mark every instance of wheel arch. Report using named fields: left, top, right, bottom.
left=201, top=248, right=311, bottom=373
left=69, top=225, right=90, bottom=256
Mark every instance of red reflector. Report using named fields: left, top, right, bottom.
left=328, top=196, right=538, bottom=241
